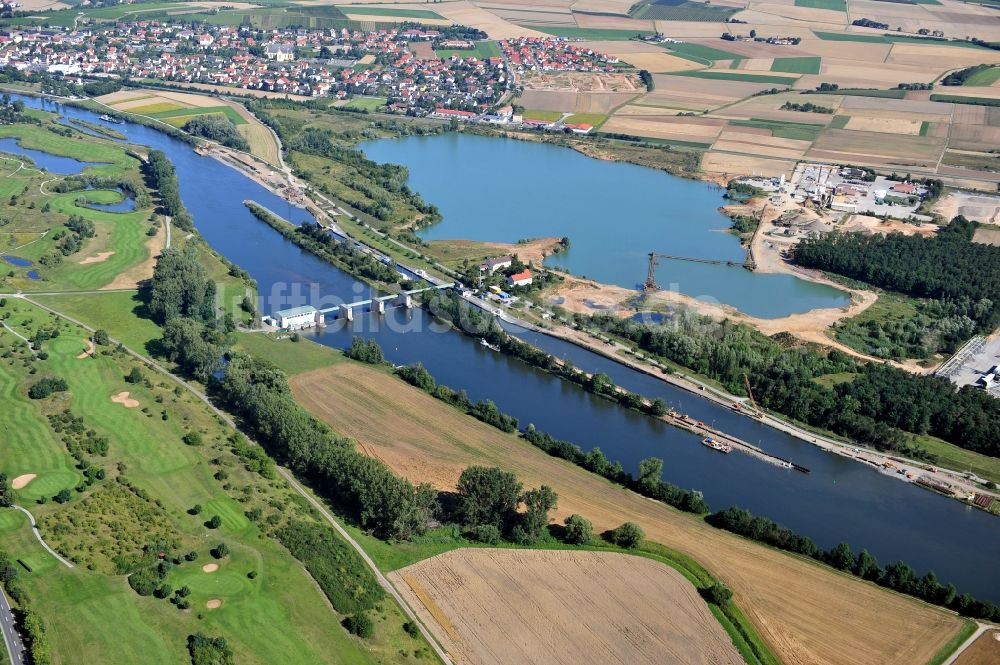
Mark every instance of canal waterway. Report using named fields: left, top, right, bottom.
left=10, top=93, right=1000, bottom=602
left=361, top=133, right=850, bottom=319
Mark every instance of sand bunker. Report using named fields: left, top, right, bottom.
left=202, top=563, right=219, bottom=573
left=110, top=391, right=139, bottom=408
left=11, top=474, right=36, bottom=490
left=76, top=338, right=95, bottom=359
left=205, top=599, right=222, bottom=609
left=79, top=251, right=115, bottom=265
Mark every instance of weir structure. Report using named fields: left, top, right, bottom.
left=318, top=283, right=454, bottom=322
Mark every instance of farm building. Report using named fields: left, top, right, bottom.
left=275, top=305, right=318, bottom=330
left=508, top=269, right=533, bottom=287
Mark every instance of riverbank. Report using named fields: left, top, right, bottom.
left=196, top=105, right=998, bottom=514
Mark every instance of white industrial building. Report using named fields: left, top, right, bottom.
left=274, top=305, right=318, bottom=330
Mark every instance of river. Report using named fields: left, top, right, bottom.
left=361, top=133, right=850, bottom=319
left=9, top=93, right=1000, bottom=602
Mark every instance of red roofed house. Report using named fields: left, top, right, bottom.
left=508, top=269, right=533, bottom=287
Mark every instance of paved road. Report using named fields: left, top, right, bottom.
left=0, top=586, right=26, bottom=665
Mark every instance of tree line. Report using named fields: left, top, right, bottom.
left=587, top=311, right=1000, bottom=459
left=709, top=506, right=1000, bottom=622
left=0, top=548, right=52, bottom=665
left=143, top=149, right=194, bottom=231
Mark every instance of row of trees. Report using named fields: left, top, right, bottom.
left=709, top=506, right=1000, bottom=622
left=0, top=549, right=51, bottom=664
left=143, top=149, right=193, bottom=231
left=587, top=311, right=1000, bottom=458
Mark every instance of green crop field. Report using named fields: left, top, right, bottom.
left=963, top=66, right=1000, bottom=86
left=145, top=105, right=247, bottom=125
left=930, top=94, right=1000, bottom=107
left=0, top=298, right=429, bottom=665
left=830, top=115, right=851, bottom=128
left=673, top=70, right=800, bottom=85
left=795, top=0, right=846, bottom=10
left=532, top=27, right=655, bottom=41
left=814, top=31, right=990, bottom=49
left=435, top=40, right=501, bottom=60
left=565, top=113, right=608, bottom=126
left=730, top=118, right=825, bottom=141
left=660, top=42, right=744, bottom=66
left=522, top=109, right=564, bottom=122
left=336, top=6, right=444, bottom=19
left=771, top=56, right=822, bottom=75
left=815, top=88, right=908, bottom=99
left=630, top=0, right=739, bottom=21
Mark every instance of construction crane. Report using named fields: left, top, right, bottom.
left=644, top=251, right=745, bottom=291
left=743, top=373, right=765, bottom=420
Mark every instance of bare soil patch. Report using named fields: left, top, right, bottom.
left=954, top=630, right=1000, bottom=665
left=76, top=337, right=95, bottom=359
left=973, top=227, right=1000, bottom=246
left=110, top=392, right=139, bottom=409
left=391, top=549, right=742, bottom=665
left=202, top=563, right=219, bottom=573
left=79, top=251, right=115, bottom=265
left=291, top=363, right=964, bottom=665
left=11, top=474, right=36, bottom=490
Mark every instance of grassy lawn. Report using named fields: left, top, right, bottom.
left=0, top=298, right=423, bottom=665
left=435, top=40, right=500, bottom=60
left=673, top=70, right=800, bottom=85
left=565, top=112, right=608, bottom=126
left=35, top=190, right=155, bottom=291
left=342, top=97, right=386, bottom=112
left=795, top=0, right=846, bottom=10
left=336, top=6, right=444, bottom=18
left=522, top=109, right=563, bottom=122
left=234, top=332, right=344, bottom=377
left=729, top=118, right=824, bottom=141
left=32, top=291, right=161, bottom=353
left=0, top=123, right=136, bottom=177
left=771, top=56, right=822, bottom=75
left=915, top=435, right=1000, bottom=485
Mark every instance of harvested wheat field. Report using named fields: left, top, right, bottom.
left=701, top=152, right=796, bottom=178
left=291, top=364, right=964, bottom=665
left=391, top=549, right=742, bottom=665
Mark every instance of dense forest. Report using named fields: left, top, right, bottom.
left=586, top=311, right=1000, bottom=458
left=793, top=216, right=1000, bottom=332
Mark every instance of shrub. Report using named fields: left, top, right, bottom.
left=608, top=522, right=644, bottom=549
left=562, top=514, right=593, bottom=545
left=206, top=515, right=222, bottom=529
left=403, top=621, right=419, bottom=638
left=344, top=613, right=374, bottom=639
left=469, top=524, right=502, bottom=544
left=28, top=377, right=69, bottom=399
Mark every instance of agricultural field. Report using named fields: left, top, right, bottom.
left=289, top=361, right=966, bottom=665
left=391, top=549, right=743, bottom=665
left=630, top=0, right=740, bottom=21
left=953, top=629, right=1000, bottom=665
left=0, top=300, right=422, bottom=665
left=97, top=88, right=282, bottom=167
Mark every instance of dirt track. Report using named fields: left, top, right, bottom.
left=391, top=549, right=743, bottom=665
left=291, top=363, right=963, bottom=665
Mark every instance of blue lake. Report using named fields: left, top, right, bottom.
left=361, top=133, right=850, bottom=319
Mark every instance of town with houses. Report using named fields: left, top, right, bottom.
left=0, top=20, right=621, bottom=126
